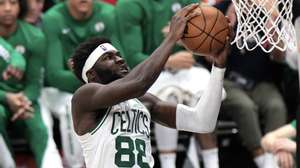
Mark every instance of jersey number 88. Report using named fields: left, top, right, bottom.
left=115, top=136, right=150, bottom=168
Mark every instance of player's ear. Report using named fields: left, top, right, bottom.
left=86, top=70, right=97, bottom=82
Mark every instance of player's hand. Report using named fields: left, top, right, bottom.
left=6, top=92, right=34, bottom=121
left=276, top=150, right=294, bottom=168
left=211, top=17, right=234, bottom=68
left=165, top=51, right=195, bottom=70
left=212, top=36, right=230, bottom=68
left=273, top=138, right=296, bottom=154
left=2, top=65, right=24, bottom=81
left=167, top=3, right=200, bottom=42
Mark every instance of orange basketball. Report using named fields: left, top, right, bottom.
left=181, top=5, right=230, bottom=56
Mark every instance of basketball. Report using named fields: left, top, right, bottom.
left=181, top=5, right=230, bottom=56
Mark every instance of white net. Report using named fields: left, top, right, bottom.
left=231, top=0, right=297, bottom=52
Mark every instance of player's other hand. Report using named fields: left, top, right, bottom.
left=165, top=51, right=195, bottom=70
left=211, top=18, right=234, bottom=68
left=2, top=65, right=24, bottom=81
left=212, top=37, right=230, bottom=68
left=167, top=3, right=200, bottom=42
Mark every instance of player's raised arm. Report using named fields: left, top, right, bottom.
left=72, top=4, right=200, bottom=111
left=143, top=38, right=230, bottom=133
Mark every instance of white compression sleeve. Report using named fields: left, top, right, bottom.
left=176, top=65, right=225, bottom=133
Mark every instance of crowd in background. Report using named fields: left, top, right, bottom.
left=0, top=0, right=299, bottom=168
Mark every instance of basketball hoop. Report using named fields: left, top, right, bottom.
left=231, top=0, right=297, bottom=53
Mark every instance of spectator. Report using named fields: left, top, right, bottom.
left=41, top=0, right=121, bottom=167
left=116, top=1, right=224, bottom=168
left=24, top=0, right=45, bottom=26
left=0, top=0, right=63, bottom=167
left=261, top=120, right=296, bottom=168
left=0, top=37, right=26, bottom=168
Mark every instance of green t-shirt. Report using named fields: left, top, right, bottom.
left=42, top=1, right=120, bottom=93
left=0, top=37, right=26, bottom=103
left=116, top=0, right=199, bottom=68
left=4, top=20, right=45, bottom=103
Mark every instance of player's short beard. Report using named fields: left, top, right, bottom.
left=95, top=68, right=121, bottom=84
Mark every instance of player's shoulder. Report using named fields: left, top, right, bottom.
left=73, top=83, right=103, bottom=102
left=43, top=2, right=65, bottom=20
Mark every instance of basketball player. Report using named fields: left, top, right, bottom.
left=115, top=1, right=223, bottom=168
left=0, top=0, right=63, bottom=167
left=41, top=0, right=122, bottom=167
left=71, top=4, right=230, bottom=168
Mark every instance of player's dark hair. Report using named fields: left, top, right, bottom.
left=18, top=0, right=28, bottom=19
left=71, top=37, right=111, bottom=83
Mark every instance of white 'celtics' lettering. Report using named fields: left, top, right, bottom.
left=111, top=109, right=150, bottom=138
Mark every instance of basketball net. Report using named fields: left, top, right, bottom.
left=231, top=0, right=297, bottom=53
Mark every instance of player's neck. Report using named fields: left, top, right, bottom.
left=0, top=23, right=17, bottom=38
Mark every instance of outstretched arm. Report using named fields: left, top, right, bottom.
left=143, top=65, right=225, bottom=133
left=143, top=39, right=230, bottom=133
left=73, top=4, right=201, bottom=111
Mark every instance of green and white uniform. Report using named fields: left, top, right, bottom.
left=0, top=21, right=63, bottom=168
left=41, top=2, right=121, bottom=167
left=77, top=99, right=153, bottom=168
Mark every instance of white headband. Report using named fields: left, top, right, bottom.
left=81, top=43, right=118, bottom=83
